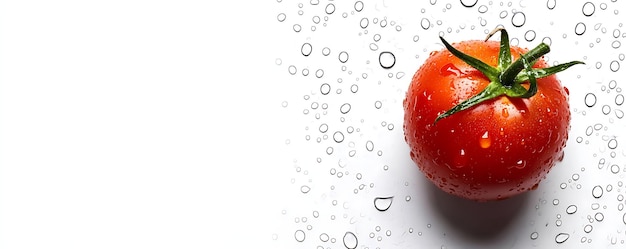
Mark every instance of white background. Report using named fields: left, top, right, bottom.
left=1, top=1, right=281, bottom=248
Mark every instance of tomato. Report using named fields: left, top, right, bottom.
left=403, top=28, right=583, bottom=201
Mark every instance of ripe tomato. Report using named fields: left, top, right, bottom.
left=403, top=28, right=583, bottom=201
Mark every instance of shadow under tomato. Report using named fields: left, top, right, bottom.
left=425, top=180, right=529, bottom=241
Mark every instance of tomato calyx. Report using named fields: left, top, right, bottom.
left=434, top=27, right=584, bottom=123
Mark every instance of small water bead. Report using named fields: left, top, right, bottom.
left=584, top=224, right=593, bottom=233
left=546, top=0, right=556, bottom=9
left=478, top=5, right=488, bottom=13
left=293, top=24, right=302, bottom=32
left=560, top=183, right=567, bottom=189
left=365, top=141, right=374, bottom=152
left=340, top=103, right=352, bottom=114
left=575, top=22, right=586, bottom=35
left=333, top=131, right=345, bottom=143
left=592, top=185, right=604, bottom=198
left=566, top=205, right=578, bottom=214
left=322, top=47, right=331, bottom=56
left=359, top=17, right=371, bottom=30
left=499, top=10, right=508, bottom=19
left=379, top=52, right=396, bottom=69
left=553, top=199, right=560, bottom=205
left=300, top=185, right=311, bottom=194
left=325, top=3, right=335, bottom=14
left=354, top=1, right=364, bottom=12
left=460, top=0, right=478, bottom=7
left=511, top=11, right=526, bottom=27
left=421, top=18, right=431, bottom=30
left=277, top=13, right=287, bottom=22
left=530, top=232, right=539, bottom=240
left=343, top=232, right=358, bottom=249
left=555, top=233, right=570, bottom=244
left=295, top=230, right=306, bottom=242
left=374, top=196, right=394, bottom=211
left=338, top=51, right=349, bottom=63
left=320, top=233, right=330, bottom=242
left=542, top=37, right=552, bottom=46
left=610, top=61, right=620, bottom=72
left=608, top=139, right=618, bottom=149
left=582, top=2, right=595, bottom=16
left=584, top=93, right=597, bottom=107
left=315, top=69, right=324, bottom=78
left=524, top=30, right=536, bottom=41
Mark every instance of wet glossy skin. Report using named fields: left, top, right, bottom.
left=403, top=40, right=570, bottom=201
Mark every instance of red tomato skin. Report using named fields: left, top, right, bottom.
left=403, top=40, right=570, bottom=201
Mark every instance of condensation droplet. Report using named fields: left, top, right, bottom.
left=325, top=3, right=335, bottom=14
left=511, top=11, right=526, bottom=27
left=338, top=51, right=349, bottom=63
left=582, top=2, right=595, bottom=17
left=333, top=131, right=345, bottom=143
left=366, top=140, right=374, bottom=151
left=295, top=230, right=306, bottom=242
left=566, top=205, right=578, bottom=214
left=530, top=232, right=539, bottom=240
left=555, top=233, right=570, bottom=244
left=301, top=185, right=311, bottom=194
left=301, top=43, right=313, bottom=56
left=354, top=1, right=364, bottom=12
left=610, top=61, right=620, bottom=72
left=585, top=93, right=597, bottom=107
left=525, top=30, right=536, bottom=41
left=460, top=0, right=478, bottom=7
left=374, top=196, right=393, bottom=211
left=477, top=5, right=488, bottom=13
left=343, top=232, right=358, bottom=249
left=575, top=22, right=586, bottom=35
left=592, top=185, right=603, bottom=198
left=546, top=0, right=556, bottom=10
left=421, top=18, right=431, bottom=30
left=379, top=52, right=396, bottom=69
left=340, top=103, right=352, bottom=114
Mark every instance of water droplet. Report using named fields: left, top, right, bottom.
left=295, top=229, right=306, bottom=242
left=584, top=224, right=593, bottom=233
left=440, top=63, right=461, bottom=76
left=366, top=140, right=374, bottom=151
left=379, top=52, right=396, bottom=69
left=421, top=18, right=431, bottom=30
left=575, top=22, right=586, bottom=35
left=343, top=232, right=358, bottom=249
left=354, top=1, right=364, bottom=12
left=293, top=24, right=302, bottom=32
left=301, top=185, right=311, bottom=194
left=333, top=131, right=345, bottom=143
left=610, top=61, right=620, bottom=72
left=524, top=30, right=536, bottom=41
left=582, top=2, right=595, bottom=16
left=546, top=0, right=556, bottom=10
left=460, top=0, right=478, bottom=7
left=511, top=11, right=526, bottom=27
left=322, top=47, right=331, bottom=56
left=530, top=232, right=539, bottom=240
left=338, top=51, right=349, bottom=63
left=360, top=18, right=369, bottom=29
left=315, top=69, right=324, bottom=78
left=374, top=196, right=393, bottom=211
left=594, top=212, right=604, bottom=221
left=320, top=83, right=331, bottom=95
left=566, top=205, right=578, bottom=214
left=374, top=101, right=383, bottom=109
left=319, top=123, right=329, bottom=133
left=340, top=103, right=352, bottom=114
left=584, top=93, right=597, bottom=107
left=555, top=233, right=570, bottom=244
left=325, top=3, right=336, bottom=14
left=301, top=43, right=313, bottom=56
left=479, top=131, right=491, bottom=149
left=608, top=139, right=618, bottom=149
left=477, top=5, right=488, bottom=13
left=320, top=233, right=329, bottom=242
left=592, top=185, right=603, bottom=198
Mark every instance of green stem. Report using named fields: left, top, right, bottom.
left=433, top=28, right=584, bottom=123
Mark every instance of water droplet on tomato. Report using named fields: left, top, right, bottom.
left=374, top=196, right=393, bottom=211
left=501, top=108, right=509, bottom=118
left=479, top=131, right=491, bottom=148
left=440, top=63, right=461, bottom=76
left=514, top=160, right=526, bottom=169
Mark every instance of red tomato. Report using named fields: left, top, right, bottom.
left=403, top=29, right=582, bottom=201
